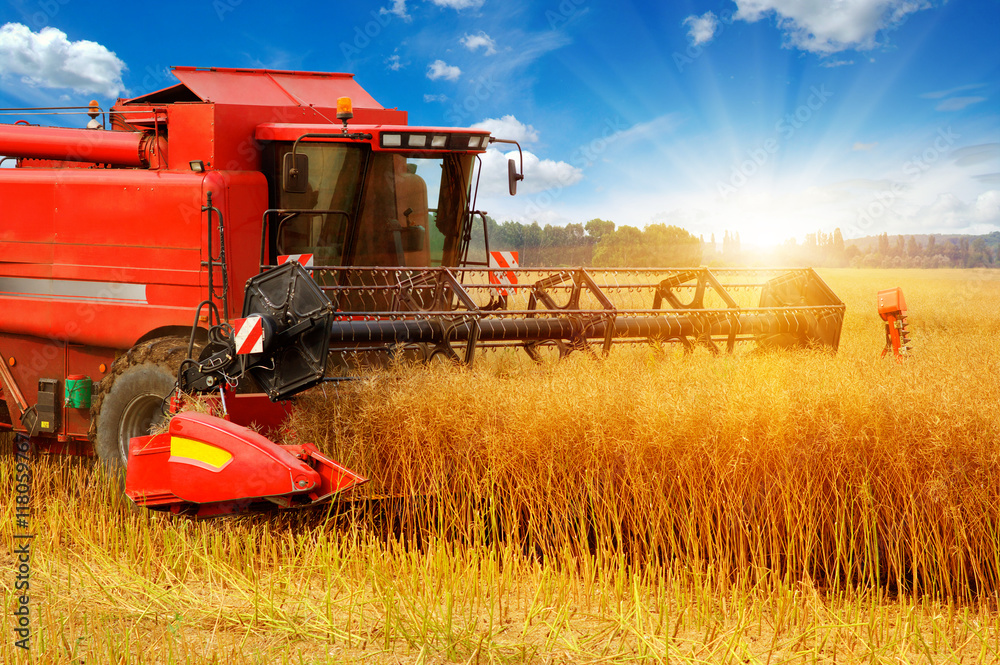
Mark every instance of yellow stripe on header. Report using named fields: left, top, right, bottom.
left=169, top=436, right=233, bottom=471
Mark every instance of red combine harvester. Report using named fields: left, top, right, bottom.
left=0, top=67, right=847, bottom=517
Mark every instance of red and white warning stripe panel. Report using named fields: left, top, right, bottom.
left=488, top=252, right=518, bottom=295
left=232, top=315, right=265, bottom=355
left=488, top=251, right=519, bottom=295
left=278, top=253, right=315, bottom=269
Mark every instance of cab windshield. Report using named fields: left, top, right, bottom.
left=273, top=143, right=475, bottom=268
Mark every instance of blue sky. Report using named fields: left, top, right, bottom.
left=1, top=0, right=998, bottom=245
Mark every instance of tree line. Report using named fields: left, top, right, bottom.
left=470, top=217, right=703, bottom=267
left=777, top=231, right=999, bottom=268
left=471, top=217, right=999, bottom=269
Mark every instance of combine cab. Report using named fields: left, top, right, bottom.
left=0, top=67, right=845, bottom=516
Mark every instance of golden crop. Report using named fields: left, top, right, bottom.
left=2, top=268, right=999, bottom=663
left=294, top=269, right=1000, bottom=599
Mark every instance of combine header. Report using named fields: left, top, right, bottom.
left=307, top=265, right=843, bottom=363
left=0, top=67, right=845, bottom=516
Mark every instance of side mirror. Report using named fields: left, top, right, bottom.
left=283, top=152, right=309, bottom=193
left=508, top=158, right=523, bottom=196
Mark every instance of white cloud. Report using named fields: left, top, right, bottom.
left=605, top=113, right=683, bottom=145
left=461, top=31, right=497, bottom=55
left=821, top=58, right=855, bottom=68
left=972, top=190, right=1000, bottom=225
left=917, top=190, right=1000, bottom=229
left=427, top=59, right=461, bottom=81
left=920, top=83, right=986, bottom=99
left=464, top=30, right=572, bottom=94
left=472, top=115, right=540, bottom=145
left=429, top=0, right=484, bottom=9
left=852, top=141, right=878, bottom=151
left=468, top=114, right=582, bottom=202
left=424, top=93, right=448, bottom=103
left=974, top=174, right=1000, bottom=186
left=733, top=0, right=934, bottom=53
left=478, top=147, right=583, bottom=197
left=682, top=12, right=719, bottom=46
left=951, top=143, right=1000, bottom=167
left=386, top=54, right=404, bottom=71
left=911, top=191, right=1000, bottom=230
left=935, top=96, right=987, bottom=112
left=380, top=0, right=410, bottom=20
left=0, top=23, right=125, bottom=97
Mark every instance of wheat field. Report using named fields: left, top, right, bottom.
left=2, top=268, right=999, bottom=664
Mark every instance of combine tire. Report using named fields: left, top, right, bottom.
left=90, top=337, right=193, bottom=472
